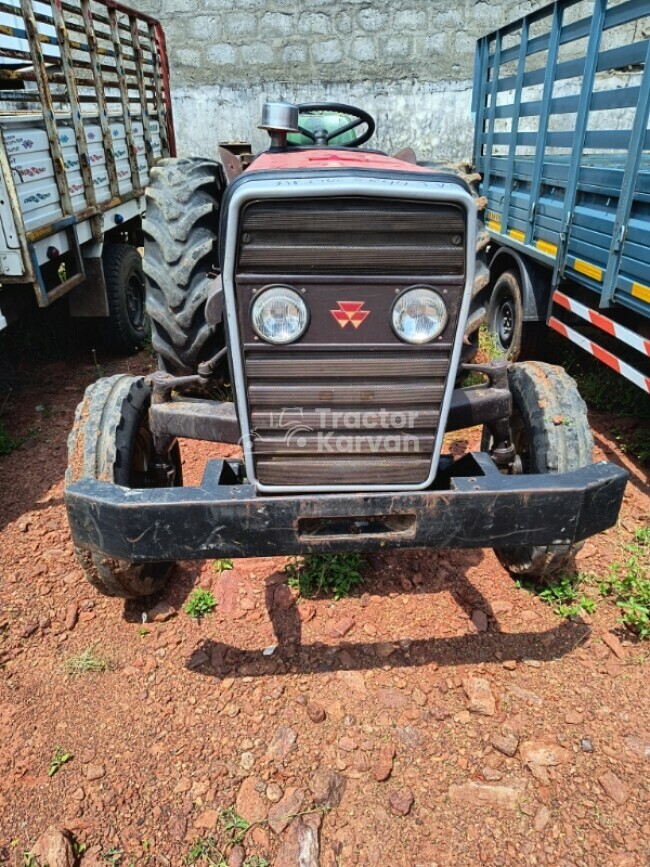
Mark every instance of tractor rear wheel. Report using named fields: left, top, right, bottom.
left=143, top=157, right=225, bottom=375
left=66, top=374, right=181, bottom=598
left=481, top=361, right=594, bottom=581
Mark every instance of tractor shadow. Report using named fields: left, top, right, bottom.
left=182, top=549, right=591, bottom=678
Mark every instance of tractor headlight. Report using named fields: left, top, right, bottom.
left=251, top=285, right=309, bottom=344
left=391, top=286, right=448, bottom=344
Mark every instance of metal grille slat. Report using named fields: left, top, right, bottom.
left=250, top=408, right=440, bottom=429
left=256, top=456, right=432, bottom=486
left=248, top=381, right=445, bottom=407
left=239, top=198, right=465, bottom=276
left=245, top=352, right=448, bottom=378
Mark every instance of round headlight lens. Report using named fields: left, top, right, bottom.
left=251, top=285, right=309, bottom=344
left=391, top=287, right=448, bottom=344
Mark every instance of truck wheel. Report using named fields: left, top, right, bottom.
left=487, top=270, right=523, bottom=360
left=143, top=157, right=225, bottom=375
left=483, top=361, right=594, bottom=581
left=66, top=375, right=182, bottom=598
left=100, top=244, right=148, bottom=354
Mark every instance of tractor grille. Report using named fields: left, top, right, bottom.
left=245, top=350, right=448, bottom=486
left=238, top=198, right=465, bottom=275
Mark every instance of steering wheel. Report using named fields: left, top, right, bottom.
left=295, top=102, right=376, bottom=148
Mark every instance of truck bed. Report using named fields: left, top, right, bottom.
left=473, top=0, right=650, bottom=322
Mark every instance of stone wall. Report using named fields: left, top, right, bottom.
left=133, top=0, right=549, bottom=159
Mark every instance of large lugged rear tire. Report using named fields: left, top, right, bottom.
left=482, top=361, right=594, bottom=580
left=143, top=157, right=225, bottom=375
left=66, top=375, right=182, bottom=598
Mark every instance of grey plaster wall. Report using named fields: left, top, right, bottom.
left=133, top=0, right=549, bottom=160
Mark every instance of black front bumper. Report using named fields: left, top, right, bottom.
left=64, top=453, right=627, bottom=562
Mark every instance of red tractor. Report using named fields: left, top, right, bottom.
left=64, top=102, right=626, bottom=598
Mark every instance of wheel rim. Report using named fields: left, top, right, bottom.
left=497, top=295, right=515, bottom=349
left=126, top=272, right=146, bottom=332
left=510, top=409, right=531, bottom=474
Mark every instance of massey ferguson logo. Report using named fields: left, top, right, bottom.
left=330, top=301, right=370, bottom=329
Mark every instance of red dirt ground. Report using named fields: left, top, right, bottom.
left=0, top=347, right=649, bottom=867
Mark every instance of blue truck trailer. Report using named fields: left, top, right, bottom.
left=473, top=0, right=650, bottom=393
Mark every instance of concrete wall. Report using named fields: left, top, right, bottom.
left=133, top=0, right=548, bottom=160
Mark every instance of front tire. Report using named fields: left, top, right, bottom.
left=483, top=361, right=594, bottom=580
left=66, top=375, right=181, bottom=598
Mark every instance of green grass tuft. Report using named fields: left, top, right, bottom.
left=286, top=553, right=365, bottom=600
left=184, top=588, right=217, bottom=619
left=64, top=646, right=108, bottom=675
left=600, top=526, right=650, bottom=639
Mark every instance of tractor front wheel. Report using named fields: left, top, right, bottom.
left=66, top=374, right=181, bottom=598
left=482, top=361, right=594, bottom=581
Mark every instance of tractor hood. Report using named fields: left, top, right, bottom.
left=246, top=148, right=436, bottom=174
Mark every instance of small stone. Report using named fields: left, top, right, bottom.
left=309, top=769, right=346, bottom=809
left=300, top=602, right=316, bottom=622
left=64, top=603, right=78, bottom=631
left=174, top=777, right=192, bottom=794
left=492, top=734, right=519, bottom=758
left=30, top=827, right=75, bottom=867
left=194, top=809, right=219, bottom=829
left=482, top=767, right=503, bottom=781
left=463, top=676, right=496, bottom=716
left=266, top=783, right=283, bottom=803
left=471, top=610, right=488, bottom=632
left=448, top=779, right=527, bottom=810
left=520, top=741, right=570, bottom=767
left=306, top=701, right=325, bottom=723
left=268, top=725, right=298, bottom=761
left=375, top=641, right=396, bottom=658
left=268, top=787, right=304, bottom=834
left=147, top=600, right=177, bottom=622
left=599, top=771, right=628, bottom=804
left=508, top=685, right=543, bottom=706
left=338, top=736, right=357, bottom=752
left=601, top=631, right=625, bottom=659
left=84, top=764, right=105, bottom=781
left=580, top=738, right=594, bottom=753
left=565, top=710, right=584, bottom=724
left=328, top=617, right=355, bottom=638
left=372, top=743, right=395, bottom=782
left=502, top=660, right=517, bottom=670
left=534, top=804, right=551, bottom=831
left=389, top=787, right=414, bottom=816
left=235, top=776, right=267, bottom=824
left=274, top=817, right=319, bottom=867
left=240, top=751, right=255, bottom=771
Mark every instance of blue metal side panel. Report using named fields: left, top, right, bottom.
left=473, top=0, right=650, bottom=323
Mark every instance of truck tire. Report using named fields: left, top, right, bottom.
left=486, top=269, right=546, bottom=361
left=143, top=157, right=225, bottom=375
left=482, top=361, right=594, bottom=581
left=100, top=244, right=148, bottom=354
left=66, top=374, right=182, bottom=598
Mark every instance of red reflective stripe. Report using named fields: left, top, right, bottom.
left=548, top=317, right=568, bottom=337
left=588, top=308, right=617, bottom=337
left=592, top=342, right=621, bottom=373
left=553, top=291, right=571, bottom=311
left=645, top=340, right=650, bottom=358
left=646, top=377, right=650, bottom=393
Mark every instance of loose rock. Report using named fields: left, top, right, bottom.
left=372, top=743, right=396, bottom=782
left=235, top=776, right=268, bottom=824
left=389, top=787, right=414, bottom=816
left=268, top=725, right=298, bottom=761
left=599, top=771, right=629, bottom=805
left=30, top=826, right=76, bottom=867
left=84, top=764, right=105, bottom=781
left=534, top=804, right=551, bottom=832
left=147, top=600, right=177, bottom=623
left=520, top=740, right=571, bottom=767
left=463, top=676, right=496, bottom=716
left=268, top=786, right=304, bottom=834
left=306, top=701, right=325, bottom=723
left=471, top=610, right=488, bottom=632
left=492, top=734, right=519, bottom=758
left=275, top=817, right=319, bottom=867
left=309, top=769, right=346, bottom=809
left=448, top=779, right=528, bottom=810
